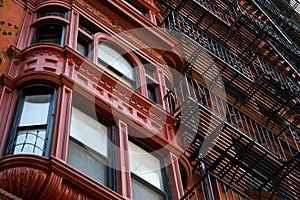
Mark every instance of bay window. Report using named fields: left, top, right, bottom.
left=5, top=85, right=56, bottom=156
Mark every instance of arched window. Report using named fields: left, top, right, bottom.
left=5, top=85, right=57, bottom=156
left=98, top=41, right=136, bottom=88
left=31, top=7, right=68, bottom=46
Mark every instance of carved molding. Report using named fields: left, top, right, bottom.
left=0, top=155, right=125, bottom=200
left=0, top=167, right=48, bottom=199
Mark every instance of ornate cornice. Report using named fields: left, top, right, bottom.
left=75, top=0, right=168, bottom=65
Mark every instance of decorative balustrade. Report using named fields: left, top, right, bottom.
left=168, top=74, right=300, bottom=161
left=181, top=172, right=251, bottom=200
left=163, top=11, right=258, bottom=82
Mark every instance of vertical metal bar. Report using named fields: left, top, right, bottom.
left=249, top=119, right=258, bottom=141
left=242, top=114, right=251, bottom=137
left=237, top=110, right=246, bottom=133
left=214, top=93, right=221, bottom=117
left=230, top=187, right=235, bottom=200
left=260, top=126, right=269, bottom=150
left=272, top=133, right=282, bottom=159
left=194, top=187, right=199, bottom=200
left=266, top=129, right=275, bottom=153
left=277, top=136, right=287, bottom=161
left=290, top=127, right=300, bottom=151
left=179, top=79, right=185, bottom=102
left=216, top=179, right=222, bottom=200
left=207, top=173, right=215, bottom=200
left=255, top=122, right=264, bottom=145
left=223, top=184, right=229, bottom=200
left=209, top=90, right=215, bottom=113
left=201, top=180, right=207, bottom=200
left=283, top=131, right=293, bottom=157
left=220, top=98, right=227, bottom=120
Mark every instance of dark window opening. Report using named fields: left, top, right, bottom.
left=32, top=24, right=65, bottom=46
left=77, top=35, right=91, bottom=58
left=147, top=83, right=159, bottom=104
left=78, top=16, right=99, bottom=37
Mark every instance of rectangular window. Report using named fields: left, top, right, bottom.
left=129, top=141, right=166, bottom=200
left=77, top=35, right=91, bottom=58
left=67, top=106, right=116, bottom=188
left=147, top=83, right=159, bottom=104
left=123, top=0, right=148, bottom=18
left=145, top=66, right=160, bottom=104
left=5, top=85, right=56, bottom=156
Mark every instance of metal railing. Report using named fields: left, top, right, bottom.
left=230, top=2, right=300, bottom=57
left=192, top=0, right=233, bottom=25
left=168, top=74, right=300, bottom=161
left=257, top=57, right=300, bottom=94
left=181, top=172, right=251, bottom=200
left=254, top=0, right=300, bottom=31
left=163, top=10, right=300, bottom=97
left=163, top=11, right=258, bottom=82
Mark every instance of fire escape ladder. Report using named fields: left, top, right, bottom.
left=166, top=74, right=300, bottom=199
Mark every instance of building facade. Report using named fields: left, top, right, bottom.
left=0, top=0, right=299, bottom=199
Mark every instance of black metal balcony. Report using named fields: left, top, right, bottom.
left=181, top=172, right=251, bottom=200
left=258, top=57, right=300, bottom=95
left=191, top=0, right=234, bottom=26
left=163, top=10, right=259, bottom=83
left=163, top=10, right=300, bottom=94
left=169, top=74, right=300, bottom=161
left=168, top=75, right=300, bottom=199
left=230, top=1, right=300, bottom=57
left=254, top=0, right=300, bottom=32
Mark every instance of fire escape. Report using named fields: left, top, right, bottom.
left=160, top=0, right=300, bottom=199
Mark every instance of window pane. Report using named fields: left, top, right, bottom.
left=38, top=9, right=67, bottom=19
left=19, top=94, right=51, bottom=126
left=129, top=142, right=163, bottom=190
left=147, top=84, right=158, bottom=103
left=13, top=128, right=46, bottom=155
left=132, top=177, right=165, bottom=200
left=98, top=42, right=134, bottom=80
left=33, top=24, right=63, bottom=45
left=68, top=140, right=108, bottom=185
left=70, top=107, right=108, bottom=157
left=77, top=37, right=90, bottom=57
